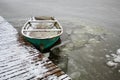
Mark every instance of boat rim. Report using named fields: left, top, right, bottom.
left=21, top=17, right=63, bottom=39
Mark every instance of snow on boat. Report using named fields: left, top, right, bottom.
left=21, top=16, right=63, bottom=51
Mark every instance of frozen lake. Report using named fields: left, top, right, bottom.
left=0, top=0, right=120, bottom=80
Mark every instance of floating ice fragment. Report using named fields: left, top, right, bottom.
left=118, top=70, right=120, bottom=73
left=88, top=38, right=100, bottom=43
left=113, top=56, right=120, bottom=62
left=104, top=48, right=107, bottom=51
left=105, top=55, right=110, bottom=58
left=111, top=54, right=117, bottom=58
left=106, top=61, right=118, bottom=67
left=116, top=49, right=120, bottom=55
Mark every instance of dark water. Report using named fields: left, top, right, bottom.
left=1, top=0, right=120, bottom=80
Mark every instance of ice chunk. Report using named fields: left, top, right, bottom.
left=105, top=55, right=110, bottom=58
left=116, top=49, right=120, bottom=55
left=113, top=56, right=120, bottom=62
left=106, top=61, right=118, bottom=67
left=118, top=70, right=120, bottom=73
left=111, top=54, right=117, bottom=58
left=88, top=38, right=100, bottom=44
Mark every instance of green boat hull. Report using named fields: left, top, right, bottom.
left=25, top=36, right=60, bottom=50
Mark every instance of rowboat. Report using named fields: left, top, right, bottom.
left=21, top=16, right=63, bottom=51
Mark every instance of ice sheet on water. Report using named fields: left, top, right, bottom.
left=70, top=34, right=89, bottom=49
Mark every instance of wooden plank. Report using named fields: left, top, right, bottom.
left=29, top=20, right=56, bottom=23
left=23, top=29, right=61, bottom=32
